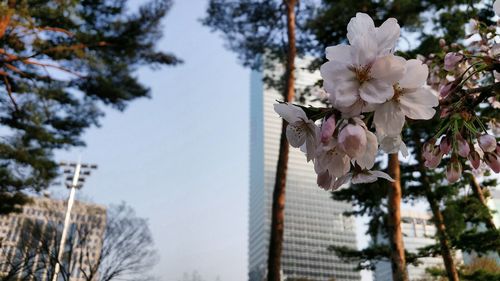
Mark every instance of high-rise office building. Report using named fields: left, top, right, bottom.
left=373, top=210, right=462, bottom=281
left=248, top=61, right=361, bottom=281
left=0, top=196, right=106, bottom=281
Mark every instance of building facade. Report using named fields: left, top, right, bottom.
left=248, top=62, right=361, bottom=281
left=373, top=211, right=461, bottom=281
left=0, top=196, right=106, bottom=281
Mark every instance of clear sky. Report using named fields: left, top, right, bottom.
left=55, top=0, right=248, bottom=280
left=52, top=1, right=377, bottom=281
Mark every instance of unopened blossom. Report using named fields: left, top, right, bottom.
left=321, top=13, right=405, bottom=109
left=320, top=116, right=336, bottom=144
left=374, top=59, right=438, bottom=137
left=456, top=133, right=470, bottom=157
left=338, top=123, right=367, bottom=158
left=274, top=103, right=318, bottom=161
left=444, top=52, right=463, bottom=71
left=495, top=0, right=500, bottom=16
left=317, top=170, right=333, bottom=190
left=339, top=118, right=378, bottom=169
left=424, top=146, right=443, bottom=168
left=446, top=159, right=462, bottom=183
left=353, top=126, right=378, bottom=170
left=469, top=150, right=481, bottom=169
left=440, top=136, right=452, bottom=155
left=439, top=82, right=454, bottom=99
left=478, top=134, right=497, bottom=152
left=485, top=153, right=500, bottom=173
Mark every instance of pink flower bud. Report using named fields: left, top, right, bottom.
left=317, top=171, right=332, bottom=190
left=439, top=83, right=454, bottom=99
left=478, top=134, right=497, bottom=152
left=423, top=139, right=436, bottom=158
left=485, top=153, right=500, bottom=173
left=320, top=116, right=336, bottom=144
left=456, top=133, right=470, bottom=157
left=468, top=150, right=481, bottom=169
left=439, top=136, right=452, bottom=155
left=338, top=124, right=367, bottom=158
left=446, top=160, right=462, bottom=183
left=439, top=38, right=446, bottom=48
left=424, top=146, right=443, bottom=168
left=444, top=52, right=463, bottom=71
left=440, top=107, right=452, bottom=118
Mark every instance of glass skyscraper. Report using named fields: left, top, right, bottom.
left=248, top=62, right=361, bottom=281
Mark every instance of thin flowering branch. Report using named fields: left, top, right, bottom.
left=275, top=13, right=439, bottom=188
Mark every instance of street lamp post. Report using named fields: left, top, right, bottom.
left=52, top=160, right=97, bottom=281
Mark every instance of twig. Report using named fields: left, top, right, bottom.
left=2, top=74, right=19, bottom=112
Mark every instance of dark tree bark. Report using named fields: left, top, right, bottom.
left=267, top=0, right=296, bottom=280
left=413, top=135, right=459, bottom=281
left=387, top=153, right=409, bottom=281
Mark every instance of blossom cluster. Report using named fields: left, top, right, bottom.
left=419, top=2, right=500, bottom=182
left=274, top=13, right=439, bottom=189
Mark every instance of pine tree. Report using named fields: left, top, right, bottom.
left=0, top=0, right=180, bottom=214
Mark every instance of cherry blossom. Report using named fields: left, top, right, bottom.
left=373, top=59, right=438, bottom=137
left=478, top=134, right=497, bottom=152
left=320, top=13, right=405, bottom=110
left=274, top=103, right=318, bottom=161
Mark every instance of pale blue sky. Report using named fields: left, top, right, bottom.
left=55, top=0, right=248, bottom=280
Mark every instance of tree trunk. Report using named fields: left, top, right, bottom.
left=425, top=191, right=460, bottom=281
left=387, top=153, right=409, bottom=281
left=414, top=135, right=459, bottom=281
left=469, top=174, right=497, bottom=230
left=267, top=1, right=296, bottom=281
left=0, top=0, right=15, bottom=39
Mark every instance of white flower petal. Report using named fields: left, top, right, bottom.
left=274, top=103, right=306, bottom=124
left=328, top=151, right=351, bottom=178
left=400, top=141, right=409, bottom=158
left=326, top=45, right=353, bottom=64
left=352, top=172, right=378, bottom=184
left=350, top=37, right=378, bottom=65
left=398, top=59, right=429, bottom=89
left=370, top=170, right=394, bottom=182
left=320, top=61, right=357, bottom=84
left=355, top=130, right=378, bottom=170
left=347, top=13, right=376, bottom=46
left=304, top=125, right=319, bottom=162
left=495, top=0, right=500, bottom=16
left=376, top=18, right=400, bottom=54
left=331, top=174, right=352, bottom=190
left=399, top=88, right=438, bottom=120
left=286, top=125, right=306, bottom=148
left=359, top=79, right=394, bottom=104
left=370, top=55, right=406, bottom=85
left=328, top=80, right=361, bottom=108
left=374, top=101, right=405, bottom=136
